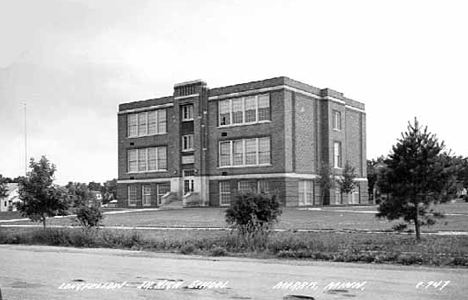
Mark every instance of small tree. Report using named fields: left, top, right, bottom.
left=225, top=192, right=282, bottom=250
left=16, top=156, right=69, bottom=228
left=337, top=161, right=357, bottom=204
left=377, top=118, right=455, bottom=241
left=317, top=162, right=335, bottom=205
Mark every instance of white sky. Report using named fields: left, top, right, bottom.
left=0, top=0, right=467, bottom=184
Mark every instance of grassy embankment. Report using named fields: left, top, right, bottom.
left=1, top=227, right=467, bottom=267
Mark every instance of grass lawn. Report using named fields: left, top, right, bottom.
left=2, top=202, right=467, bottom=233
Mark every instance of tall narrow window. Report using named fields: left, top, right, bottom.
left=128, top=185, right=138, bottom=206
left=142, top=185, right=152, bottom=206
left=232, top=140, right=244, bottom=166
left=158, top=147, right=167, bottom=170
left=128, top=114, right=138, bottom=137
left=219, top=181, right=231, bottom=206
left=182, top=135, right=194, bottom=151
left=219, top=100, right=231, bottom=126
left=244, top=96, right=256, bottom=123
left=258, top=137, right=271, bottom=165
left=334, top=142, right=342, bottom=168
left=156, top=183, right=170, bottom=205
left=147, top=111, right=157, bottom=135
left=298, top=180, right=313, bottom=205
left=219, top=142, right=231, bottom=167
left=148, top=148, right=157, bottom=171
left=158, top=110, right=166, bottom=133
left=258, top=180, right=269, bottom=194
left=245, top=139, right=257, bottom=165
left=138, top=112, right=147, bottom=136
left=333, top=110, right=342, bottom=131
left=232, top=98, right=243, bottom=124
left=138, top=149, right=147, bottom=172
left=128, top=149, right=138, bottom=173
left=182, top=105, right=194, bottom=121
left=258, top=94, right=270, bottom=121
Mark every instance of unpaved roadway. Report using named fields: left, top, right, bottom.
left=0, top=245, right=466, bottom=300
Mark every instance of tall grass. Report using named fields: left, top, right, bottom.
left=1, top=228, right=467, bottom=267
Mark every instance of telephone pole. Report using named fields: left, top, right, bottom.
left=24, top=102, right=27, bottom=176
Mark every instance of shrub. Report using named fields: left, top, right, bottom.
left=225, top=192, right=282, bottom=250
left=180, top=243, right=196, bottom=254
left=210, top=246, right=228, bottom=256
left=75, top=206, right=104, bottom=228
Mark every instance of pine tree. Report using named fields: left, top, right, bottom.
left=377, top=118, right=454, bottom=240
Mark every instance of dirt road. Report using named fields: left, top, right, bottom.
left=0, top=245, right=466, bottom=299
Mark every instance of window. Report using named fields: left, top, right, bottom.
left=232, top=140, right=244, bottom=166
left=128, top=114, right=138, bottom=137
left=238, top=181, right=256, bottom=193
left=333, top=142, right=342, bottom=168
left=245, top=139, right=257, bottom=165
left=244, top=96, right=256, bottom=123
left=128, top=147, right=167, bottom=173
left=333, top=110, right=341, bottom=131
left=183, top=169, right=195, bottom=194
left=232, top=99, right=243, bottom=124
left=218, top=94, right=270, bottom=126
left=219, top=101, right=231, bottom=126
left=127, top=109, right=166, bottom=137
left=219, top=141, right=231, bottom=167
left=157, top=110, right=166, bottom=133
left=258, top=94, right=270, bottom=121
left=218, top=137, right=271, bottom=167
left=181, top=105, right=194, bottom=121
left=182, top=134, right=194, bottom=151
left=219, top=181, right=231, bottom=206
left=128, top=185, right=138, bottom=206
left=156, top=183, right=170, bottom=205
left=258, top=137, right=270, bottom=164
left=142, top=185, right=152, bottom=206
left=298, top=180, right=313, bottom=205
left=258, top=180, right=269, bottom=194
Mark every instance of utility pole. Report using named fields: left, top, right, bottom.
left=24, top=102, right=27, bottom=176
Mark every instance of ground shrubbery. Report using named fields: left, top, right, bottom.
left=74, top=206, right=104, bottom=228
left=1, top=227, right=467, bottom=267
left=225, top=192, right=282, bottom=250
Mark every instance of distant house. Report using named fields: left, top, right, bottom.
left=87, top=191, right=103, bottom=207
left=0, top=183, right=21, bottom=212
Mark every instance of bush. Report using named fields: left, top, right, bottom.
left=75, top=206, right=104, bottom=228
left=225, top=192, right=282, bottom=250
left=180, top=243, right=196, bottom=254
left=210, top=246, right=228, bottom=256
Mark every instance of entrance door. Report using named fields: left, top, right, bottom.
left=183, top=169, right=195, bottom=195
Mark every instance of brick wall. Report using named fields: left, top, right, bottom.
left=294, top=92, right=317, bottom=173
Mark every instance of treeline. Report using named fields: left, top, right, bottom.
left=0, top=173, right=117, bottom=206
